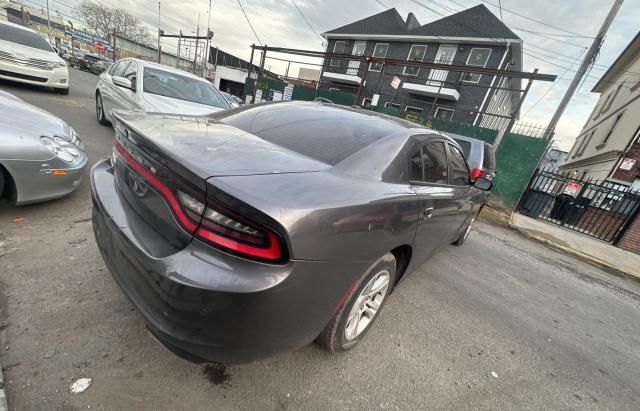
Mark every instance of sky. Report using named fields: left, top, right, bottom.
left=37, top=0, right=640, bottom=150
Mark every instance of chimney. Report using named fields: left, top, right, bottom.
left=406, top=12, right=420, bottom=31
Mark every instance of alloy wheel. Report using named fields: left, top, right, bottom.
left=344, top=270, right=390, bottom=341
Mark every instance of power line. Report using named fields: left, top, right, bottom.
left=524, top=49, right=586, bottom=116
left=478, top=0, right=594, bottom=38
left=375, top=0, right=390, bottom=8
left=290, top=0, right=324, bottom=47
left=236, top=0, right=262, bottom=46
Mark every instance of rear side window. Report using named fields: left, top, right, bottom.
left=0, top=24, right=52, bottom=52
left=409, top=142, right=448, bottom=185
left=483, top=144, right=496, bottom=170
left=452, top=138, right=472, bottom=159
left=448, top=144, right=470, bottom=186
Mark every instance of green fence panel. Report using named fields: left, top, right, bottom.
left=243, top=77, right=356, bottom=106
left=491, top=133, right=550, bottom=208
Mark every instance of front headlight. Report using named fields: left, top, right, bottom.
left=47, top=61, right=66, bottom=70
left=41, top=136, right=82, bottom=162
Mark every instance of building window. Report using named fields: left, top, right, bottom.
left=576, top=130, right=595, bottom=157
left=362, top=97, right=372, bottom=106
left=403, top=45, right=427, bottom=76
left=405, top=105, right=423, bottom=115
left=384, top=102, right=401, bottom=109
left=463, top=48, right=491, bottom=83
left=601, top=112, right=624, bottom=145
left=369, top=43, right=388, bottom=72
left=330, top=41, right=347, bottom=67
left=599, top=84, right=622, bottom=116
left=435, top=107, right=454, bottom=120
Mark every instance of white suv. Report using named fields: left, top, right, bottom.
left=0, top=21, right=69, bottom=94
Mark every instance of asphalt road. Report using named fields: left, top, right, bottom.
left=1, top=69, right=640, bottom=410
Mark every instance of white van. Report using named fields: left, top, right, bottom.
left=0, top=20, right=69, bottom=94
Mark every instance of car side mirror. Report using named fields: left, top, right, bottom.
left=473, top=176, right=493, bottom=191
left=112, top=76, right=134, bottom=90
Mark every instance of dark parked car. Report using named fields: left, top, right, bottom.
left=446, top=133, right=496, bottom=181
left=91, top=102, right=491, bottom=364
left=89, top=59, right=111, bottom=75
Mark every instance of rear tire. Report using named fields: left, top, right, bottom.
left=96, top=92, right=109, bottom=126
left=317, top=253, right=396, bottom=353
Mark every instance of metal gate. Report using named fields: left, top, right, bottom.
left=518, top=168, right=640, bottom=243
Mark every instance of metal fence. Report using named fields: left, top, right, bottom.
left=518, top=168, right=640, bottom=243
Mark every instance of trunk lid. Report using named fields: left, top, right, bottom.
left=113, top=111, right=331, bottom=180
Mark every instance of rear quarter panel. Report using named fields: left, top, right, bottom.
left=211, top=171, right=420, bottom=263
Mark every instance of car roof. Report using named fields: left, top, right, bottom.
left=0, top=20, right=39, bottom=34
left=130, top=58, right=208, bottom=83
left=444, top=132, right=494, bottom=147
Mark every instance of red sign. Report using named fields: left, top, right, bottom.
left=95, top=42, right=104, bottom=52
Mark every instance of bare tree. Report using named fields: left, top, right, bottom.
left=76, top=1, right=153, bottom=45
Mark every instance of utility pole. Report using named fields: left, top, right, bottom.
left=45, top=0, right=51, bottom=31
left=203, top=0, right=212, bottom=79
left=193, top=13, right=200, bottom=73
left=177, top=30, right=182, bottom=69
left=157, top=2, right=161, bottom=63
left=544, top=0, right=624, bottom=139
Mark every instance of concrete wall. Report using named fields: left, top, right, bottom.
left=320, top=38, right=510, bottom=124
left=213, top=65, right=248, bottom=90
left=115, top=35, right=194, bottom=71
left=298, top=67, right=320, bottom=81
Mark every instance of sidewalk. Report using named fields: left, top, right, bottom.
left=510, top=213, right=640, bottom=280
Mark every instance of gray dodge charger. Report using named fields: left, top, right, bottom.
left=91, top=101, right=491, bottom=364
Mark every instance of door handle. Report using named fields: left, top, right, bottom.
left=423, top=207, right=434, bottom=219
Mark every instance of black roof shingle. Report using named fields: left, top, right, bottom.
left=324, top=4, right=519, bottom=40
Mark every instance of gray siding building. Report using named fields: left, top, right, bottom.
left=320, top=5, right=523, bottom=128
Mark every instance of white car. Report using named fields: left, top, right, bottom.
left=95, top=58, right=230, bottom=125
left=0, top=20, right=69, bottom=94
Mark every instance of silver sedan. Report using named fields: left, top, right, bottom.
left=0, top=90, right=87, bottom=205
left=94, top=58, right=230, bottom=125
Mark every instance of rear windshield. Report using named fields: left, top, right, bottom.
left=0, top=24, right=52, bottom=52
left=483, top=143, right=496, bottom=169
left=217, top=104, right=402, bottom=165
left=452, top=139, right=472, bottom=159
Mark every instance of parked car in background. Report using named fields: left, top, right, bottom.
left=0, top=20, right=69, bottom=94
left=0, top=90, right=87, bottom=204
left=220, top=90, right=243, bottom=107
left=445, top=133, right=496, bottom=181
left=94, top=58, right=231, bottom=125
left=91, top=101, right=492, bottom=364
left=90, top=59, right=112, bottom=75
left=76, top=53, right=102, bottom=72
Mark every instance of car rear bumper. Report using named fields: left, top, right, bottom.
left=90, top=158, right=369, bottom=364
left=0, top=61, right=69, bottom=89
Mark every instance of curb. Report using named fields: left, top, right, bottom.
left=509, top=223, right=640, bottom=283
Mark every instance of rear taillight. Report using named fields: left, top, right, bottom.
left=470, top=167, right=484, bottom=181
left=177, top=190, right=283, bottom=261
left=114, top=139, right=283, bottom=262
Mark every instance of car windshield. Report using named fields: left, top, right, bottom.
left=452, top=138, right=472, bottom=159
left=0, top=24, right=53, bottom=52
left=142, top=67, right=229, bottom=108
